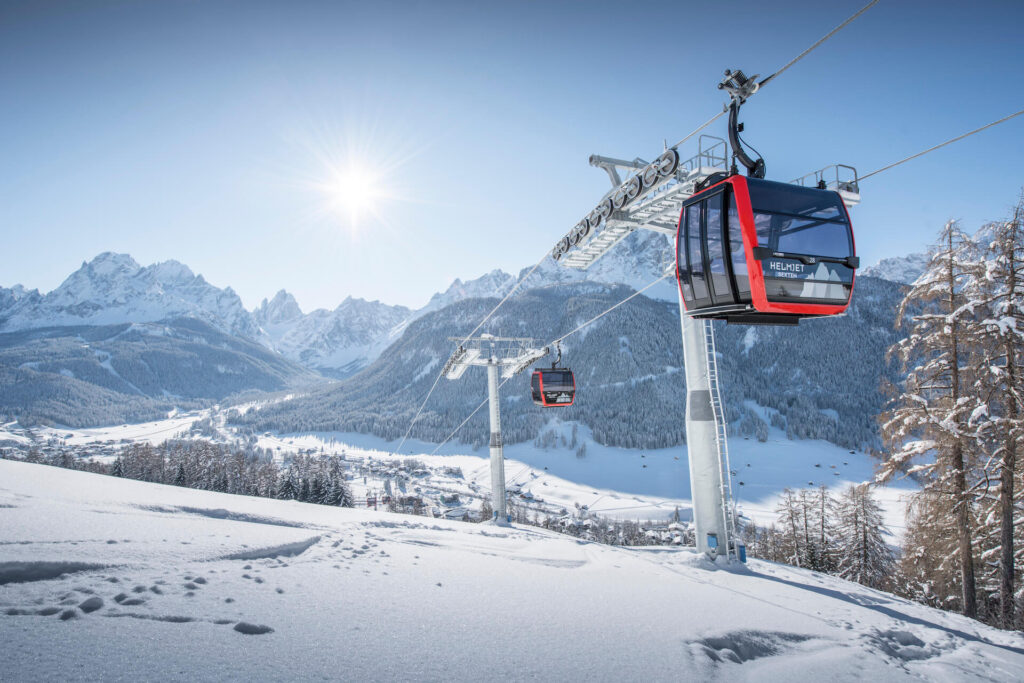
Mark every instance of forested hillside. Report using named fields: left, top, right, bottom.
left=0, top=318, right=319, bottom=427
left=236, top=276, right=906, bottom=451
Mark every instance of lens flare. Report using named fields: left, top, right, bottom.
left=324, top=162, right=387, bottom=226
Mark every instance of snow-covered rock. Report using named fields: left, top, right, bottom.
left=861, top=253, right=930, bottom=285
left=253, top=290, right=304, bottom=329
left=419, top=269, right=518, bottom=315
left=260, top=296, right=412, bottom=378
left=0, top=252, right=259, bottom=339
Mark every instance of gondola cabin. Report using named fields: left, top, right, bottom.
left=675, top=175, right=858, bottom=325
left=531, top=368, right=575, bottom=407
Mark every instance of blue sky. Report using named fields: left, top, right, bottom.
left=2, top=0, right=1022, bottom=311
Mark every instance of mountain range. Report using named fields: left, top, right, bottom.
left=0, top=237, right=930, bottom=437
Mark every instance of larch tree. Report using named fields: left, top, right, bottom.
left=880, top=220, right=983, bottom=618
left=963, top=198, right=1024, bottom=628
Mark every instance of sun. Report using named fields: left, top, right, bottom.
left=323, top=162, right=388, bottom=227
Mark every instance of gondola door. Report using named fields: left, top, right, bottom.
left=704, top=191, right=735, bottom=307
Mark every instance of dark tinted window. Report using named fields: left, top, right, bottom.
left=753, top=213, right=852, bottom=259
left=747, top=179, right=845, bottom=220
left=687, top=204, right=708, bottom=301
left=542, top=371, right=573, bottom=388
left=706, top=193, right=732, bottom=302
left=775, top=217, right=851, bottom=258
left=677, top=207, right=693, bottom=302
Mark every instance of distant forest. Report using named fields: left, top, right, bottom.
left=236, top=277, right=907, bottom=451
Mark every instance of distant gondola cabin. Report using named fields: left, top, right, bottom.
left=531, top=368, right=575, bottom=407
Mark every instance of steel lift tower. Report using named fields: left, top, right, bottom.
left=548, top=70, right=861, bottom=560
left=443, top=335, right=548, bottom=525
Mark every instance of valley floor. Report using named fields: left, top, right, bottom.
left=1, top=460, right=1021, bottom=682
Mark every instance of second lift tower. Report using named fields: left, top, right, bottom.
left=442, top=335, right=547, bottom=525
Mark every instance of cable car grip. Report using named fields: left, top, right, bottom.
left=718, top=69, right=765, bottom=180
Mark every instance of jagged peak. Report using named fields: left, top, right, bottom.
left=147, top=259, right=195, bottom=283
left=255, top=289, right=303, bottom=325
left=83, top=252, right=140, bottom=276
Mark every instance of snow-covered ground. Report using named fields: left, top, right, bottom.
left=1, top=460, right=1020, bottom=681
left=29, top=413, right=199, bottom=447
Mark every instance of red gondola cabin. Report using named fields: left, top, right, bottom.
left=531, top=368, right=575, bottom=407
left=675, top=175, right=858, bottom=325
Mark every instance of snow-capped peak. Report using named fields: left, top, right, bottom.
left=82, top=251, right=141, bottom=278
left=0, top=252, right=258, bottom=338
left=420, top=269, right=517, bottom=314
left=149, top=259, right=196, bottom=284
left=860, top=253, right=930, bottom=285
left=255, top=290, right=304, bottom=327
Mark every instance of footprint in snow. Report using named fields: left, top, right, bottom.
left=234, top=622, right=273, bottom=635
left=78, top=597, right=103, bottom=613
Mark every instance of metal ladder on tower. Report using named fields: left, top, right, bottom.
left=702, top=318, right=740, bottom=560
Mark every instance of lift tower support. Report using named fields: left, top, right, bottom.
left=547, top=70, right=861, bottom=559
left=442, top=335, right=548, bottom=525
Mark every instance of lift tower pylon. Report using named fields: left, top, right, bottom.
left=443, top=335, right=547, bottom=525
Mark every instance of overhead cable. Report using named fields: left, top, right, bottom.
left=759, top=0, right=881, bottom=88
left=859, top=107, right=1024, bottom=181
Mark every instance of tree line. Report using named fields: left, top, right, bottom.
left=4, top=439, right=355, bottom=509
left=744, top=484, right=893, bottom=590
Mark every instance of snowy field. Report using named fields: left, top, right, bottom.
left=1, top=459, right=1021, bottom=681
left=2, top=409, right=918, bottom=539
left=250, top=420, right=917, bottom=537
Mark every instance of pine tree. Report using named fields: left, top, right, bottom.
left=111, top=457, right=124, bottom=478
left=880, top=220, right=982, bottom=618
left=277, top=474, right=297, bottom=501
left=834, top=485, right=893, bottom=589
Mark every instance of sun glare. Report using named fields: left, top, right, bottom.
left=324, top=163, right=388, bottom=227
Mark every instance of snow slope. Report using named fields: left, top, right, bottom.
left=3, top=460, right=1021, bottom=682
